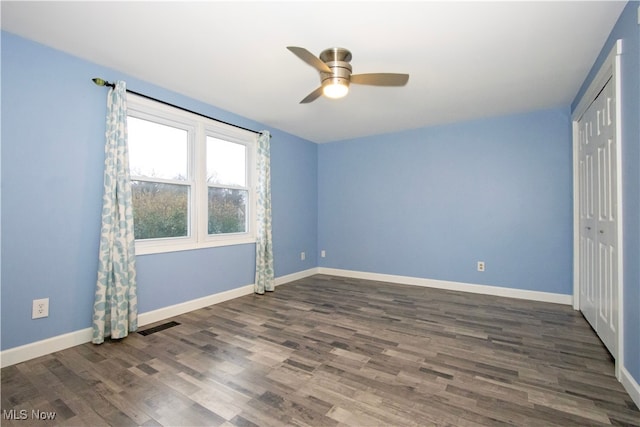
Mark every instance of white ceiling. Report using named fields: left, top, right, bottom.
left=1, top=1, right=627, bottom=143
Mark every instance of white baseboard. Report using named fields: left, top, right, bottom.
left=0, top=268, right=319, bottom=368
left=138, top=269, right=320, bottom=326
left=137, top=283, right=255, bottom=326
left=317, top=267, right=573, bottom=305
left=621, top=366, right=640, bottom=409
left=275, top=267, right=320, bottom=286
left=0, top=327, right=94, bottom=368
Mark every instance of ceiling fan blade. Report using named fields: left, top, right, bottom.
left=300, top=86, right=324, bottom=104
left=287, top=46, right=331, bottom=74
left=350, top=73, right=409, bottom=86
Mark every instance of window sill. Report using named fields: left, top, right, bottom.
left=135, top=237, right=256, bottom=256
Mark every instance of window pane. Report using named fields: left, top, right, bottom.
left=208, top=187, right=247, bottom=234
left=132, top=181, right=189, bottom=239
left=128, top=116, right=188, bottom=180
left=207, top=137, right=246, bottom=186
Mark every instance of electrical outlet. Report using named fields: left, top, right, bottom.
left=477, top=261, right=485, bottom=272
left=321, top=250, right=326, bottom=258
left=300, top=252, right=306, bottom=261
left=32, top=298, right=49, bottom=319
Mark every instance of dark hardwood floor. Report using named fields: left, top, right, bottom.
left=2, top=274, right=638, bottom=426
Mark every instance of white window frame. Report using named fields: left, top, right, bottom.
left=127, top=94, right=257, bottom=255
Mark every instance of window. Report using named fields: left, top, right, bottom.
left=206, top=137, right=248, bottom=235
left=127, top=94, right=257, bottom=254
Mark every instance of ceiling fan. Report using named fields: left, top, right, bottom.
left=287, top=46, right=410, bottom=104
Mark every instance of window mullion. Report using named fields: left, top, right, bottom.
left=194, top=123, right=207, bottom=244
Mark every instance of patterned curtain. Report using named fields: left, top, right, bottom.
left=255, top=131, right=274, bottom=294
left=92, top=81, right=138, bottom=344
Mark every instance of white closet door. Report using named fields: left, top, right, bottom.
left=577, top=77, right=618, bottom=356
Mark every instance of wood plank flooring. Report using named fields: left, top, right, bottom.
left=2, top=274, right=638, bottom=426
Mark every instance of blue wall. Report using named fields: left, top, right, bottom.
left=0, top=32, right=317, bottom=350
left=572, top=1, right=640, bottom=386
left=318, top=108, right=573, bottom=294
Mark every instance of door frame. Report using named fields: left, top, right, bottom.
left=572, top=40, right=623, bottom=378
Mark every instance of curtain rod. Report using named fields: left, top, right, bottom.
left=92, top=78, right=264, bottom=136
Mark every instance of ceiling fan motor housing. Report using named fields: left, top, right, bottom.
left=319, top=47, right=352, bottom=87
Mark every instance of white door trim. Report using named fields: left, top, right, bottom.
left=572, top=39, right=623, bottom=378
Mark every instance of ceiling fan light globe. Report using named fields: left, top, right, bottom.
left=322, top=79, right=349, bottom=99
